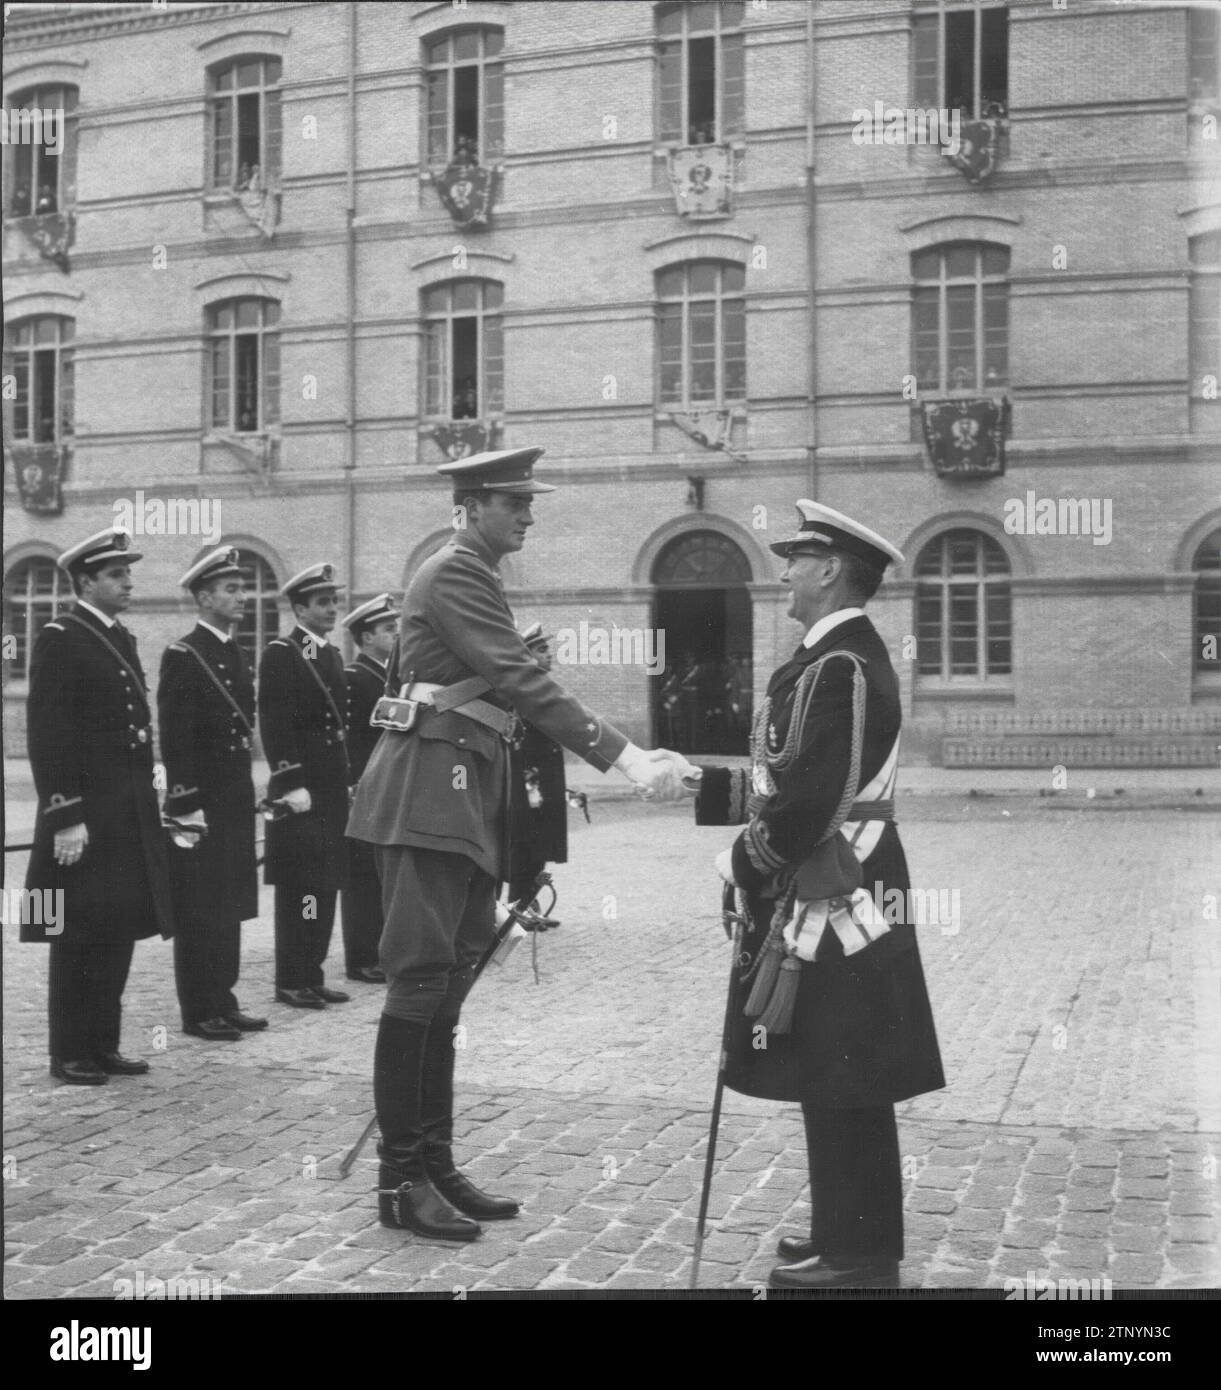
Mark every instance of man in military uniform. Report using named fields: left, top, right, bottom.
left=24, top=529, right=174, bottom=1084
left=682, top=501, right=945, bottom=1289
left=158, top=547, right=265, bottom=1042
left=348, top=448, right=686, bottom=1242
left=258, top=564, right=351, bottom=1009
left=340, top=592, right=398, bottom=984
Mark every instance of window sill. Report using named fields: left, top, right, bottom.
left=913, top=684, right=1015, bottom=703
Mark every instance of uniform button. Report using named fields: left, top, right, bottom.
left=458, top=737, right=466, bottom=745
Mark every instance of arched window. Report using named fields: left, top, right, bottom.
left=1189, top=232, right=1220, bottom=413
left=912, top=243, right=1009, bottom=394
left=656, top=1, right=744, bottom=146
left=422, top=279, right=504, bottom=420
left=3, top=554, right=70, bottom=681
left=5, top=84, right=79, bottom=218
left=424, top=27, right=504, bottom=168
left=207, top=298, right=280, bottom=433
left=232, top=549, right=279, bottom=669
left=207, top=57, right=282, bottom=191
left=915, top=529, right=1012, bottom=684
left=657, top=261, right=746, bottom=408
left=1194, top=529, right=1221, bottom=680
left=3, top=315, right=74, bottom=444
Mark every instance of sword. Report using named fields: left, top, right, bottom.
left=336, top=872, right=555, bottom=1180
left=690, top=880, right=748, bottom=1291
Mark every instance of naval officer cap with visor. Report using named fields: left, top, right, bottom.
left=769, top=500, right=905, bottom=571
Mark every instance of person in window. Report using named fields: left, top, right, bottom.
left=452, top=377, right=478, bottom=421
left=12, top=182, right=32, bottom=218
left=452, top=135, right=479, bottom=167
left=35, top=184, right=57, bottom=215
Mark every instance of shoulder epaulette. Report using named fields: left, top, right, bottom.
left=43, top=622, right=65, bottom=632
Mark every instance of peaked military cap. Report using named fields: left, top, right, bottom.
left=280, top=562, right=344, bottom=603
left=519, top=620, right=550, bottom=649
left=57, top=527, right=144, bottom=574
left=179, top=546, right=248, bottom=592
left=769, top=500, right=904, bottom=569
left=343, top=592, right=398, bottom=635
left=438, top=447, right=555, bottom=494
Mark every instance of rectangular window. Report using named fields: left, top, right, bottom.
left=424, top=29, right=505, bottom=166
left=5, top=86, right=78, bottom=218
left=912, top=4, right=1008, bottom=117
left=208, top=299, right=280, bottom=432
left=208, top=58, right=282, bottom=190
left=3, top=317, right=74, bottom=444
left=657, top=262, right=747, bottom=409
left=912, top=245, right=1009, bottom=393
left=421, top=281, right=505, bottom=419
left=1190, top=8, right=1220, bottom=103
left=656, top=1, right=745, bottom=146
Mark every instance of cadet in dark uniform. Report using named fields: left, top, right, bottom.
left=348, top=448, right=687, bottom=1243
left=340, top=592, right=397, bottom=984
left=506, top=622, right=568, bottom=922
left=158, top=547, right=265, bottom=1042
left=24, top=529, right=174, bottom=1084
left=683, top=501, right=945, bottom=1290
left=258, top=563, right=351, bottom=1009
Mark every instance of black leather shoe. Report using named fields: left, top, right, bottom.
left=50, top=1059, right=108, bottom=1086
left=94, top=1052, right=150, bottom=1075
left=777, top=1236, right=818, bottom=1261
left=769, top=1256, right=901, bottom=1290
left=276, top=988, right=326, bottom=1009
left=224, top=1010, right=268, bottom=1031
left=313, top=985, right=350, bottom=1003
left=379, top=1165, right=481, bottom=1242
left=346, top=967, right=386, bottom=983
left=184, top=1017, right=242, bottom=1041
left=429, top=1168, right=520, bottom=1221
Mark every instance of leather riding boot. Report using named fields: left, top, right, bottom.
left=420, top=1009, right=520, bottom=1222
left=374, top=1014, right=480, bottom=1241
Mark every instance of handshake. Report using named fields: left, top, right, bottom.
left=613, top=744, right=701, bottom=802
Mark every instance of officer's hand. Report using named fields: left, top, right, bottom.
left=54, top=823, right=89, bottom=867
left=714, top=847, right=736, bottom=886
left=170, top=809, right=207, bottom=850
left=282, top=788, right=312, bottom=814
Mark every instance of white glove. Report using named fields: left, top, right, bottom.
left=171, top=809, right=207, bottom=850
left=614, top=744, right=690, bottom=801
left=53, top=822, right=89, bottom=867
left=282, top=788, right=312, bottom=814
left=714, top=848, right=736, bottom=886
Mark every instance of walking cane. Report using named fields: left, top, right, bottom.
left=690, top=880, right=747, bottom=1291
left=336, top=872, right=554, bottom=1180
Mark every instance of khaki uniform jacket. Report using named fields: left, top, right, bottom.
left=347, top=531, right=628, bottom=880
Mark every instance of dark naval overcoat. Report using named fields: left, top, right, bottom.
left=157, top=624, right=259, bottom=923
left=347, top=531, right=627, bottom=880
left=696, top=615, right=945, bottom=1109
left=23, top=606, right=174, bottom=944
left=257, top=627, right=350, bottom=891
left=343, top=650, right=388, bottom=886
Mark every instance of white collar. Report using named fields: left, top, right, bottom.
left=196, top=618, right=233, bottom=644
left=802, top=607, right=865, bottom=650
left=77, top=600, right=117, bottom=629
left=295, top=623, right=330, bottom=647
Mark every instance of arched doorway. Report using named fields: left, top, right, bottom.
left=651, top=530, right=752, bottom=755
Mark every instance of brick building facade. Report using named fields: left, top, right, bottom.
left=3, top=0, right=1219, bottom=768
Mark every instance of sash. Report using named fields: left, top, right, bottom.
left=60, top=612, right=150, bottom=717
left=169, top=639, right=254, bottom=740
left=285, top=636, right=346, bottom=734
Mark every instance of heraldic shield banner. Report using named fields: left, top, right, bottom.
left=945, top=117, right=1001, bottom=184
left=667, top=145, right=732, bottom=220
left=921, top=398, right=1007, bottom=477
left=10, top=443, right=68, bottom=514
left=435, top=162, right=495, bottom=230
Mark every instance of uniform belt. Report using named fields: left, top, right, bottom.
left=845, top=798, right=894, bottom=822
left=407, top=682, right=521, bottom=743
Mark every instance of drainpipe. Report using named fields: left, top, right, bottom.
left=805, top=0, right=818, bottom=499
left=343, top=3, right=358, bottom=656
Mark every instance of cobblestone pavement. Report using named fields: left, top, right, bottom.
left=4, top=795, right=1219, bottom=1296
